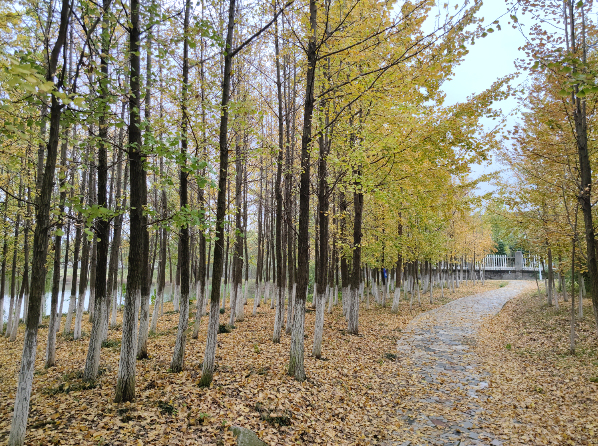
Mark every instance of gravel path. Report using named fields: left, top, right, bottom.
left=384, top=281, right=534, bottom=446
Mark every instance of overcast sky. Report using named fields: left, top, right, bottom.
left=440, top=0, right=528, bottom=195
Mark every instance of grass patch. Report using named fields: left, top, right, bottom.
left=218, top=324, right=234, bottom=333
left=157, top=400, right=177, bottom=416
left=59, top=331, right=87, bottom=340
left=43, top=373, right=97, bottom=395
left=101, top=339, right=121, bottom=349
left=188, top=412, right=211, bottom=426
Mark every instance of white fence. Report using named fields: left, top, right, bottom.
left=480, top=254, right=541, bottom=271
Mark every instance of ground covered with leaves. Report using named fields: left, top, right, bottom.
left=0, top=281, right=500, bottom=446
left=477, top=288, right=598, bottom=445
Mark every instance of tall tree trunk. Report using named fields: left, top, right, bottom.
left=313, top=105, right=329, bottom=359
left=200, top=0, right=236, bottom=387
left=192, top=29, right=208, bottom=338
left=171, top=0, right=191, bottom=372
left=8, top=1, right=70, bottom=442
left=45, top=128, right=69, bottom=367
left=273, top=9, right=285, bottom=343
left=289, top=0, right=317, bottom=381
left=55, top=19, right=73, bottom=339
left=151, top=160, right=167, bottom=334
left=137, top=0, right=156, bottom=361
left=548, top=247, right=554, bottom=306
left=253, top=156, right=264, bottom=315
left=232, top=135, right=244, bottom=325
left=74, top=229, right=90, bottom=339
left=64, top=211, right=81, bottom=335
left=568, top=1, right=598, bottom=333
left=10, top=209, right=29, bottom=342
left=84, top=0, right=112, bottom=380
left=570, top=236, right=576, bottom=354
left=5, top=198, right=20, bottom=338
left=107, top=71, right=128, bottom=332
left=0, top=201, right=8, bottom=335
left=115, top=0, right=144, bottom=403
left=75, top=149, right=93, bottom=340
left=339, top=191, right=348, bottom=293
left=349, top=168, right=363, bottom=335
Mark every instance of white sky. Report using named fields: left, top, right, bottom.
left=440, top=0, right=528, bottom=195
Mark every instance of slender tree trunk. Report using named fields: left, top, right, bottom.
left=0, top=201, right=8, bottom=335
left=74, top=236, right=90, bottom=339
left=137, top=0, right=156, bottom=361
left=348, top=170, right=363, bottom=335
left=171, top=0, right=192, bottom=372
left=64, top=212, right=81, bottom=335
left=548, top=247, right=554, bottom=306
left=313, top=107, right=329, bottom=358
left=254, top=157, right=264, bottom=315
left=75, top=153, right=92, bottom=338
left=8, top=2, right=70, bottom=442
left=151, top=160, right=167, bottom=334
left=232, top=135, right=245, bottom=324
left=5, top=202, right=20, bottom=338
left=57, top=217, right=70, bottom=333
left=84, top=0, right=111, bottom=380
left=272, top=9, right=286, bottom=342
left=45, top=126, right=69, bottom=367
left=200, top=0, right=236, bottom=387
left=289, top=0, right=317, bottom=381
left=107, top=72, right=128, bottom=332
left=568, top=0, right=598, bottom=334
left=570, top=237, right=576, bottom=354
left=115, top=0, right=144, bottom=403
left=192, top=30, right=208, bottom=337
left=10, top=220, right=29, bottom=342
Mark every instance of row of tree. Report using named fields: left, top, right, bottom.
left=495, top=0, right=598, bottom=351
left=0, top=0, right=504, bottom=444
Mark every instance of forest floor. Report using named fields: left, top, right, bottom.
left=475, top=285, right=598, bottom=445
left=0, top=280, right=500, bottom=446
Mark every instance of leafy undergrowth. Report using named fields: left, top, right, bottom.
left=0, top=280, right=500, bottom=446
left=477, top=288, right=598, bottom=445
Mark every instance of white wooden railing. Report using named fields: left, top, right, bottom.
left=479, top=254, right=541, bottom=271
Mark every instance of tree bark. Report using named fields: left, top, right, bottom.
left=348, top=171, right=363, bottom=335
left=200, top=0, right=236, bottom=387
left=313, top=89, right=329, bottom=358
left=115, top=0, right=144, bottom=403
left=0, top=201, right=8, bottom=335
left=5, top=198, right=20, bottom=338
left=273, top=8, right=285, bottom=342
left=8, top=1, right=70, bottom=442
left=137, top=0, right=156, bottom=361
left=232, top=135, right=245, bottom=324
left=45, top=127, right=69, bottom=367
left=569, top=1, right=598, bottom=332
left=84, top=0, right=111, bottom=380
left=171, top=0, right=192, bottom=373
left=289, top=0, right=317, bottom=381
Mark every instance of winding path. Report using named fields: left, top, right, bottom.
left=385, top=281, right=534, bottom=446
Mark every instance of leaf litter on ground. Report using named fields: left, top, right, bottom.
left=0, top=281, right=502, bottom=445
